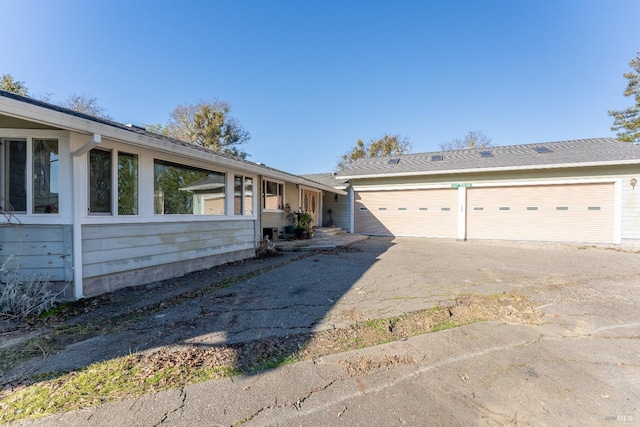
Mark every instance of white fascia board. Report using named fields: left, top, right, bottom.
left=260, top=172, right=348, bottom=195
left=336, top=159, right=640, bottom=180
left=353, top=177, right=620, bottom=192
left=1, top=96, right=348, bottom=195
left=353, top=183, right=455, bottom=191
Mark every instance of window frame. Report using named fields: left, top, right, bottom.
left=1, top=136, right=61, bottom=216
left=262, top=178, right=285, bottom=212
left=234, top=175, right=255, bottom=216
left=153, top=158, right=226, bottom=216
left=1, top=137, right=27, bottom=213
left=32, top=138, right=60, bottom=214
left=88, top=148, right=113, bottom=215
left=117, top=151, right=139, bottom=216
left=88, top=148, right=141, bottom=216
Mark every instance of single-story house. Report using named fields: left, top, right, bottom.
left=0, top=90, right=345, bottom=299
left=336, top=139, right=640, bottom=249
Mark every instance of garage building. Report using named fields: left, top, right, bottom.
left=337, top=138, right=640, bottom=248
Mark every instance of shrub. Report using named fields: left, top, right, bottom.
left=0, top=259, right=61, bottom=321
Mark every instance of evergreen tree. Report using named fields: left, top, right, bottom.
left=608, top=52, right=640, bottom=143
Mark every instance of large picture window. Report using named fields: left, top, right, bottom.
left=154, top=159, right=225, bottom=215
left=262, top=179, right=284, bottom=211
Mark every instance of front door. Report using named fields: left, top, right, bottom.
left=301, top=188, right=320, bottom=228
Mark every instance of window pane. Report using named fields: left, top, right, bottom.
left=89, top=149, right=112, bottom=213
left=263, top=180, right=283, bottom=210
left=118, top=152, right=138, bottom=215
left=234, top=175, right=243, bottom=215
left=5, top=139, right=27, bottom=212
left=32, top=139, right=59, bottom=214
left=244, top=177, right=253, bottom=215
left=154, top=159, right=225, bottom=215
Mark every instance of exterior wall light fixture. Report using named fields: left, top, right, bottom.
left=631, top=178, right=637, bottom=189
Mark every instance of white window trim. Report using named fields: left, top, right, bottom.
left=115, top=150, right=140, bottom=217
left=262, top=178, right=285, bottom=212
left=233, top=174, right=256, bottom=217
left=0, top=131, right=68, bottom=221
left=87, top=147, right=113, bottom=216
left=152, top=157, right=227, bottom=217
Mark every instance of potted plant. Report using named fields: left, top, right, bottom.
left=294, top=211, right=314, bottom=239
left=325, top=208, right=335, bottom=227
left=283, top=203, right=296, bottom=234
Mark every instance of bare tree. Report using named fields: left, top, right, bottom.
left=439, top=131, right=493, bottom=151
left=164, top=100, right=250, bottom=159
left=60, top=94, right=111, bottom=119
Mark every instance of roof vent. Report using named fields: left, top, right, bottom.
left=431, top=155, right=444, bottom=161
left=125, top=123, right=147, bottom=131
left=479, top=151, right=493, bottom=157
left=533, top=146, right=552, bottom=153
left=388, top=158, right=400, bottom=164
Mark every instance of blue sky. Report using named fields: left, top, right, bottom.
left=2, top=0, right=639, bottom=174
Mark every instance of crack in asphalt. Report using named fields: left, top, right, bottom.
left=232, top=379, right=338, bottom=426
left=248, top=322, right=640, bottom=427
left=155, top=387, right=187, bottom=426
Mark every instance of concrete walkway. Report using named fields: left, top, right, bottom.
left=274, top=233, right=369, bottom=251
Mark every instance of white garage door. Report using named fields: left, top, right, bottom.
left=355, top=189, right=458, bottom=237
left=466, top=183, right=614, bottom=243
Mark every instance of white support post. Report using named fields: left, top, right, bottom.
left=457, top=186, right=467, bottom=241
left=613, top=179, right=622, bottom=244
left=349, top=186, right=355, bottom=233
left=71, top=153, right=86, bottom=299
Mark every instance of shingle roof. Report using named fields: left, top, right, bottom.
left=0, top=90, right=346, bottom=194
left=300, top=173, right=350, bottom=189
left=337, top=138, right=640, bottom=178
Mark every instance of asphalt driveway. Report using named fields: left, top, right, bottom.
left=6, top=237, right=640, bottom=426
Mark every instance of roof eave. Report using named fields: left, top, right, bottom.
left=0, top=95, right=347, bottom=195
left=336, top=159, right=640, bottom=180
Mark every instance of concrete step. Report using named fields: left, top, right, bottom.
left=313, top=227, right=345, bottom=238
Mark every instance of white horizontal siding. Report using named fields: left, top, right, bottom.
left=82, top=220, right=255, bottom=278
left=621, top=180, right=640, bottom=239
left=323, top=192, right=350, bottom=230
left=0, top=225, right=72, bottom=281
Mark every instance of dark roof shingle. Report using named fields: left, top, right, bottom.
left=300, top=173, right=349, bottom=189
left=337, top=138, right=640, bottom=178
left=0, top=90, right=345, bottom=193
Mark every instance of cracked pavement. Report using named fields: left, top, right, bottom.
left=7, top=237, right=640, bottom=426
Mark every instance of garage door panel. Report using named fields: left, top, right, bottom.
left=467, top=183, right=614, bottom=243
left=355, top=189, right=457, bottom=238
